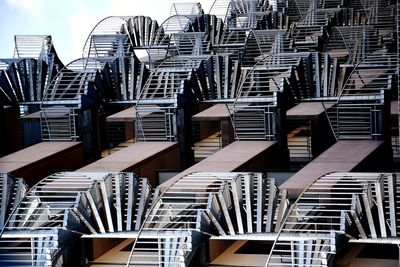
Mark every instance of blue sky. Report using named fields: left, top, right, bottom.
left=0, top=0, right=214, bottom=64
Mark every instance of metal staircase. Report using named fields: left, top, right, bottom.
left=126, top=232, right=193, bottom=266
left=325, top=51, right=396, bottom=140
left=0, top=172, right=151, bottom=266
left=40, top=107, right=78, bottom=141
left=135, top=55, right=213, bottom=142
left=231, top=53, right=312, bottom=141
left=125, top=172, right=281, bottom=266
left=136, top=106, right=175, bottom=141
left=0, top=173, right=96, bottom=266
left=241, top=30, right=294, bottom=67
left=324, top=26, right=382, bottom=64
left=0, top=35, right=63, bottom=106
left=39, top=59, right=103, bottom=141
left=172, top=32, right=210, bottom=55
left=232, top=106, right=274, bottom=140
left=291, top=8, right=339, bottom=51
left=266, top=172, right=400, bottom=266
left=134, top=58, right=187, bottom=142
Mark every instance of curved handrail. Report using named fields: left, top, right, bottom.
left=212, top=0, right=268, bottom=52
left=358, top=0, right=371, bottom=24
left=146, top=14, right=196, bottom=65
left=124, top=171, right=216, bottom=267
left=156, top=14, right=196, bottom=36
left=264, top=171, right=348, bottom=266
left=0, top=172, right=95, bottom=238
left=209, top=0, right=232, bottom=22
left=242, top=29, right=265, bottom=63
left=40, top=57, right=102, bottom=108
left=233, top=52, right=278, bottom=108
left=242, top=29, right=291, bottom=64
left=264, top=171, right=391, bottom=266
left=83, top=15, right=163, bottom=66
left=323, top=26, right=355, bottom=65
left=291, top=0, right=305, bottom=20
left=124, top=171, right=261, bottom=266
left=336, top=49, right=383, bottom=104
left=82, top=16, right=133, bottom=59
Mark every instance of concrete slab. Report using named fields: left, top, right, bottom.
left=0, top=142, right=82, bottom=163
left=0, top=162, right=27, bottom=173
left=78, top=142, right=180, bottom=186
left=106, top=107, right=156, bottom=122
left=161, top=141, right=278, bottom=189
left=0, top=141, right=84, bottom=185
left=313, top=140, right=383, bottom=164
left=287, top=102, right=335, bottom=120
left=192, top=104, right=231, bottom=121
left=280, top=140, right=385, bottom=198
left=22, top=109, right=69, bottom=120
left=106, top=108, right=136, bottom=123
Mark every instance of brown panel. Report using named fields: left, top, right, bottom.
left=0, top=141, right=85, bottom=186
left=287, top=102, right=335, bottom=120
left=161, top=141, right=279, bottom=189
left=78, top=142, right=180, bottom=186
left=280, top=140, right=385, bottom=198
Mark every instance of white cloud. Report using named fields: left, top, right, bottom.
left=5, top=0, right=46, bottom=22
left=68, top=5, right=94, bottom=60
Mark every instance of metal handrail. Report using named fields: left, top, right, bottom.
left=321, top=101, right=338, bottom=142
left=124, top=173, right=209, bottom=267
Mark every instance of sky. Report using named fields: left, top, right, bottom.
left=0, top=0, right=215, bottom=64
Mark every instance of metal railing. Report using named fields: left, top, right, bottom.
left=266, top=172, right=399, bottom=266
left=40, top=107, right=79, bottom=141
left=192, top=123, right=222, bottom=162
left=397, top=1, right=400, bottom=158
left=287, top=123, right=312, bottom=163
left=0, top=172, right=151, bottom=266
left=323, top=50, right=396, bottom=140
left=135, top=106, right=175, bottom=142
left=125, top=172, right=281, bottom=266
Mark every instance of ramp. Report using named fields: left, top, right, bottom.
left=280, top=140, right=387, bottom=197
left=0, top=142, right=84, bottom=185
left=78, top=142, right=180, bottom=186
left=161, top=141, right=279, bottom=188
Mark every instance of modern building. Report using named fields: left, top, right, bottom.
left=0, top=0, right=399, bottom=266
